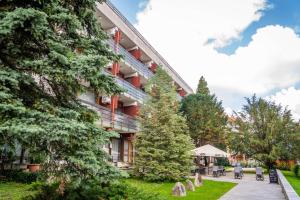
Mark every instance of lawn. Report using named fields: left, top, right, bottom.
left=282, top=170, right=300, bottom=196
left=125, top=179, right=237, bottom=200
left=0, top=181, right=35, bottom=200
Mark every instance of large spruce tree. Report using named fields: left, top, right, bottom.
left=0, top=0, right=123, bottom=184
left=134, top=68, right=194, bottom=182
left=181, top=76, right=227, bottom=148
left=228, top=95, right=300, bottom=168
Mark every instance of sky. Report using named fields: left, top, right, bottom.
left=110, top=0, right=300, bottom=120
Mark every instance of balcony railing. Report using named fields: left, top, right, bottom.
left=115, top=77, right=148, bottom=103
left=80, top=99, right=139, bottom=132
left=103, top=70, right=148, bottom=103
left=177, top=93, right=183, bottom=101
left=107, top=39, right=154, bottom=79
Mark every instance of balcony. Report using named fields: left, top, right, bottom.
left=103, top=70, right=148, bottom=103
left=107, top=39, right=154, bottom=79
left=177, top=93, right=183, bottom=101
left=115, top=76, right=148, bottom=103
left=80, top=99, right=139, bottom=133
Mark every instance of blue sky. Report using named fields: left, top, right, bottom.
left=111, top=0, right=300, bottom=54
left=110, top=0, right=300, bottom=119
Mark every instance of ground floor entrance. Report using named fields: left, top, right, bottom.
left=109, top=133, right=134, bottom=166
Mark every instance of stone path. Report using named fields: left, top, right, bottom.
left=203, top=172, right=285, bottom=200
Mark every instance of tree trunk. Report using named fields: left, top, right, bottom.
left=19, top=147, right=25, bottom=165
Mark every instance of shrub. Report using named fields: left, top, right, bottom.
left=215, top=158, right=230, bottom=166
left=26, top=180, right=165, bottom=200
left=276, top=161, right=293, bottom=170
left=293, top=165, right=299, bottom=177
left=1, top=170, right=40, bottom=183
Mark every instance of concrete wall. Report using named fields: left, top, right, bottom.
left=276, top=170, right=300, bottom=200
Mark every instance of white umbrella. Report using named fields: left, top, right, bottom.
left=192, top=144, right=229, bottom=158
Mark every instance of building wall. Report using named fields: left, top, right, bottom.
left=79, top=1, right=192, bottom=166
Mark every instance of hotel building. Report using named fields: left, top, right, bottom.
left=79, top=1, right=193, bottom=167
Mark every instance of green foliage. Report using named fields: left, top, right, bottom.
left=294, top=165, right=299, bottom=177
left=134, top=68, right=194, bottom=182
left=215, top=158, right=230, bottom=167
left=0, top=0, right=123, bottom=184
left=228, top=95, right=299, bottom=169
left=181, top=76, right=227, bottom=148
left=29, top=151, right=46, bottom=164
left=1, top=170, right=40, bottom=184
left=26, top=180, right=164, bottom=200
left=196, top=76, right=210, bottom=95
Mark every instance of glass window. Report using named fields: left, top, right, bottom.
left=123, top=140, right=129, bottom=163
left=111, top=139, right=120, bottom=162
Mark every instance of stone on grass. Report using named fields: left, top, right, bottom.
left=186, top=180, right=195, bottom=191
left=194, top=173, right=203, bottom=187
left=172, top=182, right=186, bottom=197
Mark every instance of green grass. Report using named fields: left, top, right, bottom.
left=0, top=181, right=34, bottom=200
left=282, top=170, right=300, bottom=196
left=125, top=179, right=237, bottom=200
left=0, top=179, right=237, bottom=200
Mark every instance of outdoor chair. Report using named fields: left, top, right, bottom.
left=256, top=167, right=264, bottom=181
left=238, top=166, right=244, bottom=177
left=219, top=166, right=226, bottom=176
left=212, top=166, right=219, bottom=177
left=234, top=167, right=242, bottom=179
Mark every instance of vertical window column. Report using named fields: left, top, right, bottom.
left=111, top=29, right=122, bottom=122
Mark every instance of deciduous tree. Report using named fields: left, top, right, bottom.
left=228, top=95, right=300, bottom=168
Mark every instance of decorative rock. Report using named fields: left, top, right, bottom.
left=186, top=180, right=195, bottom=191
left=172, top=182, right=186, bottom=197
left=194, top=173, right=203, bottom=187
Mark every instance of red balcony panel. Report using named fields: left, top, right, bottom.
left=178, top=89, right=187, bottom=97
left=123, top=105, right=139, bottom=117
left=129, top=48, right=141, bottom=60
left=150, top=63, right=157, bottom=73
left=130, top=76, right=141, bottom=88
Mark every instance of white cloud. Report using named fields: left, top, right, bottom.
left=224, top=107, right=234, bottom=116
left=136, top=0, right=267, bottom=48
left=134, top=0, right=300, bottom=119
left=266, top=87, right=300, bottom=121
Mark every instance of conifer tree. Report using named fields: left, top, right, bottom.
left=0, top=0, right=123, bottom=184
left=196, top=76, right=209, bottom=95
left=134, top=68, right=194, bottom=182
left=181, top=76, right=227, bottom=148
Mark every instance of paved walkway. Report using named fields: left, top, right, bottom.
left=203, top=172, right=285, bottom=200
